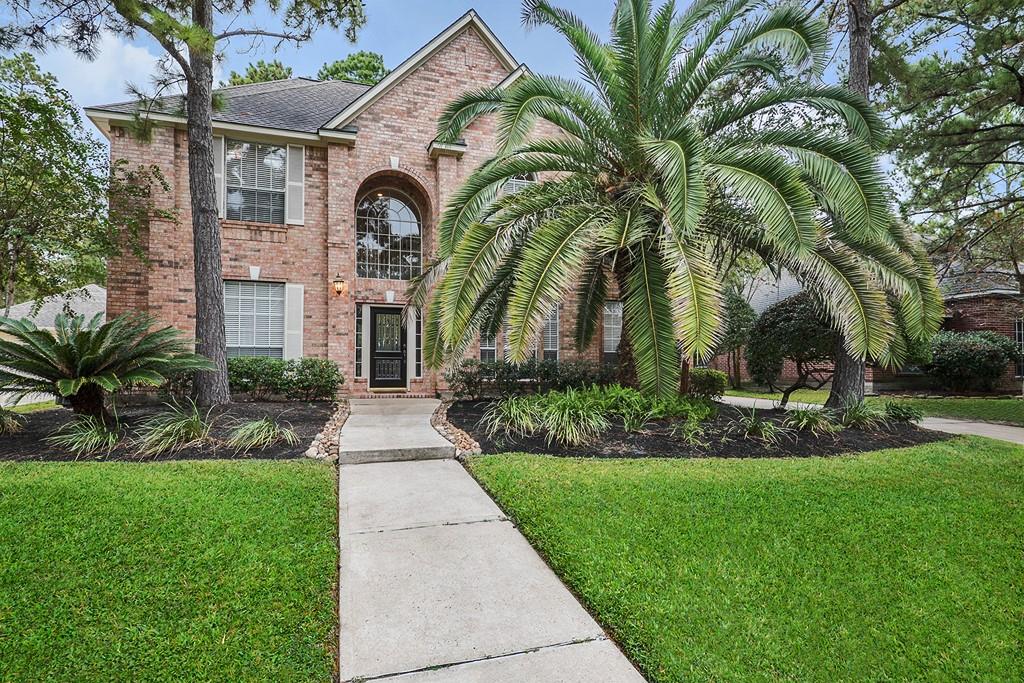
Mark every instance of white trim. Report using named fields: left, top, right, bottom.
left=322, top=11, right=520, bottom=131
left=85, top=108, right=324, bottom=144
left=317, top=128, right=357, bottom=145
left=428, top=140, right=467, bottom=159
left=945, top=289, right=1020, bottom=300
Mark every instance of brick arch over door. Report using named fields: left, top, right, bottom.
left=353, top=171, right=434, bottom=282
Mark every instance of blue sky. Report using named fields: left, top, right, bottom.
left=32, top=0, right=615, bottom=127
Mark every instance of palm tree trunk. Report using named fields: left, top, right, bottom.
left=828, top=0, right=872, bottom=409
left=613, top=256, right=637, bottom=387
left=186, top=0, right=230, bottom=407
left=67, top=384, right=111, bottom=424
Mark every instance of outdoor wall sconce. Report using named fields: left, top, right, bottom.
left=332, top=273, right=349, bottom=297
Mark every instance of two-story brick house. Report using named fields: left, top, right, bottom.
left=86, top=11, right=623, bottom=396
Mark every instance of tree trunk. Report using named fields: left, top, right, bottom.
left=186, top=0, right=230, bottom=406
left=825, top=341, right=865, bottom=410
left=616, top=329, right=638, bottom=388
left=679, top=358, right=690, bottom=395
left=828, top=0, right=872, bottom=408
left=67, top=384, right=111, bottom=424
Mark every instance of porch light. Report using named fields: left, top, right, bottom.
left=332, top=273, right=349, bottom=297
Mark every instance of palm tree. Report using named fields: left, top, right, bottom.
left=415, top=0, right=942, bottom=398
left=0, top=313, right=213, bottom=423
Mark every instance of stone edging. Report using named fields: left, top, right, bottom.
left=305, top=399, right=350, bottom=461
left=431, top=400, right=481, bottom=458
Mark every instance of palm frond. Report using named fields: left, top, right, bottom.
left=622, top=240, right=680, bottom=397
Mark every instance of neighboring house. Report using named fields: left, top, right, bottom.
left=711, top=269, right=1024, bottom=392
left=3, top=285, right=107, bottom=329
left=85, top=11, right=614, bottom=397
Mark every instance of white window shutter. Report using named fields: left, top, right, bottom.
left=213, top=135, right=225, bottom=219
left=285, top=145, right=304, bottom=225
left=283, top=283, right=304, bottom=359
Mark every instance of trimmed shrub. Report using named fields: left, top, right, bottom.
left=688, top=368, right=727, bottom=400
left=927, top=331, right=1019, bottom=392
left=228, top=357, right=287, bottom=400
left=445, top=358, right=617, bottom=400
left=227, top=357, right=344, bottom=401
left=283, top=358, right=344, bottom=401
left=446, top=359, right=487, bottom=400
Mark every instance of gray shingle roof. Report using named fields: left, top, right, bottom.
left=938, top=269, right=1021, bottom=298
left=90, top=78, right=371, bottom=134
left=5, top=285, right=106, bottom=328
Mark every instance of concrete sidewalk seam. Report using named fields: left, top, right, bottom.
left=344, top=515, right=508, bottom=537
left=341, top=636, right=609, bottom=682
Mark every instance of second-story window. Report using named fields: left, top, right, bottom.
left=225, top=140, right=286, bottom=224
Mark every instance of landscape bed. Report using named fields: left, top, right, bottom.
left=0, top=459, right=337, bottom=682
left=446, top=400, right=949, bottom=458
left=0, top=400, right=332, bottom=461
left=469, top=436, right=1024, bottom=682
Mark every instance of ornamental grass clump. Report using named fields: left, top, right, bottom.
left=536, top=387, right=610, bottom=447
left=784, top=408, right=842, bottom=436
left=736, top=408, right=791, bottom=446
left=0, top=408, right=23, bottom=435
left=227, top=417, right=300, bottom=453
left=134, top=400, right=213, bottom=457
left=840, top=403, right=889, bottom=430
left=884, top=401, right=924, bottom=424
left=482, top=394, right=543, bottom=438
left=45, top=415, right=121, bottom=458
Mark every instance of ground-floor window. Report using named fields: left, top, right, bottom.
left=480, top=329, right=497, bottom=363
left=602, top=300, right=622, bottom=365
left=224, top=280, right=285, bottom=358
left=542, top=306, right=559, bottom=361
left=1016, top=317, right=1023, bottom=377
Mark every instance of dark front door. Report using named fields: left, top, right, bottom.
left=369, top=307, right=406, bottom=389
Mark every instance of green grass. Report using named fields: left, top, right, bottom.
left=0, top=460, right=337, bottom=682
left=726, top=388, right=1024, bottom=425
left=7, top=399, right=57, bottom=414
left=470, top=438, right=1024, bottom=682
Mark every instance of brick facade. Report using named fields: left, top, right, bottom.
left=103, top=23, right=611, bottom=397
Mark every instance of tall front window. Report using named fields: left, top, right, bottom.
left=480, top=329, right=497, bottom=363
left=356, top=191, right=422, bottom=280
left=603, top=301, right=623, bottom=365
left=225, top=140, right=286, bottom=224
left=542, top=305, right=559, bottom=360
left=224, top=280, right=285, bottom=357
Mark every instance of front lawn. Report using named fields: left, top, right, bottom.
left=727, top=388, right=1024, bottom=425
left=0, top=460, right=337, bottom=682
left=470, top=437, right=1024, bottom=682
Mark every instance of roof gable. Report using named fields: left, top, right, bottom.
left=322, top=10, right=520, bottom=131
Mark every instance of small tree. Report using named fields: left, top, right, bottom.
left=746, top=293, right=836, bottom=407
left=0, top=53, right=162, bottom=315
left=0, top=313, right=213, bottom=424
left=224, top=59, right=293, bottom=86
left=716, top=287, right=756, bottom=389
left=317, top=51, right=388, bottom=84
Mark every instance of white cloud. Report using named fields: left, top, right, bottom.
left=34, top=32, right=162, bottom=114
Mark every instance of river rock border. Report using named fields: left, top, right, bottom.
left=432, top=400, right=481, bottom=458
left=305, top=399, right=350, bottom=461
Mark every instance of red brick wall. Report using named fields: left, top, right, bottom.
left=106, top=25, right=613, bottom=397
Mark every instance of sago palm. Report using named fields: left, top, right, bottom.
left=415, top=0, right=942, bottom=397
left=0, top=312, right=213, bottom=422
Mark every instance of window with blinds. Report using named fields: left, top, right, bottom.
left=224, top=280, right=285, bottom=357
left=502, top=173, right=535, bottom=195
left=225, top=140, right=286, bottom=224
left=542, top=305, right=559, bottom=360
left=480, top=329, right=497, bottom=363
left=603, top=301, right=623, bottom=365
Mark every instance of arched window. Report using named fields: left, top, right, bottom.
left=356, top=190, right=422, bottom=280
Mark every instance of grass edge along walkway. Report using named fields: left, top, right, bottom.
left=0, top=459, right=338, bottom=683
left=470, top=437, right=1024, bottom=682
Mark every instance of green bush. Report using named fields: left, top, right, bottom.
left=445, top=358, right=616, bottom=400
left=283, top=358, right=344, bottom=401
left=884, top=401, right=924, bottom=424
left=688, top=368, right=727, bottom=400
left=227, top=357, right=343, bottom=401
left=927, top=331, right=1019, bottom=392
left=227, top=357, right=288, bottom=399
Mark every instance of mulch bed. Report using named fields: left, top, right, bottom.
left=0, top=401, right=332, bottom=462
left=446, top=400, right=950, bottom=459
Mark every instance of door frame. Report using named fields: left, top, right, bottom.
left=368, top=305, right=407, bottom=389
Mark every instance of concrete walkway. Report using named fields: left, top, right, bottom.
left=338, top=398, right=455, bottom=464
left=337, top=400, right=645, bottom=682
left=720, top=394, right=1024, bottom=446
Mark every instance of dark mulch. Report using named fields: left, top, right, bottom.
left=0, top=401, right=332, bottom=462
left=447, top=400, right=950, bottom=459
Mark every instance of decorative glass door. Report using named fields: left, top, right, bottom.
left=369, top=307, right=406, bottom=388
